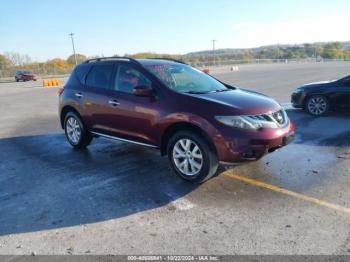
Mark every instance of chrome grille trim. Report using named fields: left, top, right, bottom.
left=245, top=109, right=289, bottom=128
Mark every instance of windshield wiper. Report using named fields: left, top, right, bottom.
left=185, top=89, right=231, bottom=94
left=214, top=89, right=231, bottom=93
left=185, top=90, right=212, bottom=94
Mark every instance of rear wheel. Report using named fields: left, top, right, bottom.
left=167, top=131, right=218, bottom=183
left=306, top=95, right=329, bottom=116
left=64, top=112, right=92, bottom=149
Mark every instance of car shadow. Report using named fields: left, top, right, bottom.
left=0, top=134, right=198, bottom=236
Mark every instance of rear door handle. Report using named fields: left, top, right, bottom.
left=75, top=92, right=83, bottom=98
left=108, top=100, right=120, bottom=107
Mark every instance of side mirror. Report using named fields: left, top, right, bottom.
left=133, top=85, right=154, bottom=97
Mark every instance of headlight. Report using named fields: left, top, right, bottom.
left=215, top=116, right=263, bottom=130
left=215, top=111, right=288, bottom=130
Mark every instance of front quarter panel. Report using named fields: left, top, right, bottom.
left=154, top=112, right=220, bottom=142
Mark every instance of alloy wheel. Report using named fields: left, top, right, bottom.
left=172, top=138, right=203, bottom=176
left=66, top=117, right=81, bottom=145
left=307, top=96, right=328, bottom=115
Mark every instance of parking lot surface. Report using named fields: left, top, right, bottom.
left=0, top=62, right=349, bottom=255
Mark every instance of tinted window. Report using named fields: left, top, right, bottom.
left=74, top=64, right=92, bottom=84
left=86, top=64, right=113, bottom=89
left=114, top=65, right=151, bottom=94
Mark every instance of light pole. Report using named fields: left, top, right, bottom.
left=212, top=39, right=216, bottom=66
left=69, top=33, right=78, bottom=66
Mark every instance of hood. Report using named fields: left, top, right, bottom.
left=188, top=88, right=281, bottom=115
left=301, top=79, right=337, bottom=87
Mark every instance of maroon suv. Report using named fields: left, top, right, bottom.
left=59, top=57, right=295, bottom=183
left=15, top=70, right=37, bottom=82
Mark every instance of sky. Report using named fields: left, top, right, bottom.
left=0, top=0, right=349, bottom=61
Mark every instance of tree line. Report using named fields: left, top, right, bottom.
left=185, top=42, right=350, bottom=65
left=0, top=42, right=349, bottom=78
left=0, top=53, right=89, bottom=78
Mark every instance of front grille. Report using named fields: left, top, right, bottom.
left=245, top=109, right=288, bottom=128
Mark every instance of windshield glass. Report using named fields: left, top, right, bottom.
left=145, top=63, right=228, bottom=93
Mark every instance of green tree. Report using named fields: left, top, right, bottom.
left=47, top=58, right=73, bottom=74
left=0, top=54, right=13, bottom=69
left=0, top=54, right=14, bottom=78
left=322, top=42, right=343, bottom=59
left=67, top=54, right=87, bottom=65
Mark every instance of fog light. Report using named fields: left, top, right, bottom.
left=242, top=149, right=257, bottom=159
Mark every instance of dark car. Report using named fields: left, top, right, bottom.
left=15, top=70, right=37, bottom=82
left=291, top=75, right=350, bottom=116
left=59, top=57, right=295, bottom=183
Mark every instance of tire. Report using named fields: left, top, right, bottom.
left=15, top=78, right=19, bottom=82
left=64, top=111, right=92, bottom=149
left=306, top=95, right=329, bottom=116
left=167, top=130, right=218, bottom=183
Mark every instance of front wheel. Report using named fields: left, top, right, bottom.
left=306, top=95, right=329, bottom=116
left=64, top=112, right=92, bottom=149
left=167, top=131, right=218, bottom=183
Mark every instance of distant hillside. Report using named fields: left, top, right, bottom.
left=185, top=41, right=350, bottom=57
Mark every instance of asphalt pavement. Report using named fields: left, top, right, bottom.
left=0, top=62, right=349, bottom=255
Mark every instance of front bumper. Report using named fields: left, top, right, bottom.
left=214, top=122, right=295, bottom=163
left=291, top=91, right=306, bottom=108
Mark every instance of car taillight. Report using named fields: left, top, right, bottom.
left=58, top=87, right=64, bottom=96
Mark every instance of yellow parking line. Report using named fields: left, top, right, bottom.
left=224, top=171, right=350, bottom=215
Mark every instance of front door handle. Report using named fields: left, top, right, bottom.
left=75, top=92, right=83, bottom=98
left=108, top=100, right=120, bottom=107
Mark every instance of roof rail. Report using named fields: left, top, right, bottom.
left=83, top=56, right=142, bottom=65
left=148, top=57, right=187, bottom=64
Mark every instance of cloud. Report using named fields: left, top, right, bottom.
left=231, top=15, right=348, bottom=48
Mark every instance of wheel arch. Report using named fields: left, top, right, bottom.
left=160, top=122, right=217, bottom=156
left=60, top=105, right=82, bottom=129
left=304, top=93, right=332, bottom=109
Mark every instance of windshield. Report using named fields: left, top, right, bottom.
left=18, top=70, right=32, bottom=74
left=144, top=63, right=228, bottom=94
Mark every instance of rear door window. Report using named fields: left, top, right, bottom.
left=86, top=64, right=114, bottom=89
